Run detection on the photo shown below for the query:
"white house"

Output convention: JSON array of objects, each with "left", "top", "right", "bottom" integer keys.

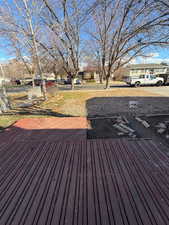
[
  {"left": 0, "top": 77, "right": 11, "bottom": 86},
  {"left": 127, "top": 64, "right": 169, "bottom": 76}
]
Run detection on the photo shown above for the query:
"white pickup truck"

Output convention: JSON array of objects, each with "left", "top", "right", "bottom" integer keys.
[{"left": 124, "top": 74, "right": 164, "bottom": 87}]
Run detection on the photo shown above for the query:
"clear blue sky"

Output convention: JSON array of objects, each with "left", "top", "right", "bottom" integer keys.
[
  {"left": 0, "top": 0, "right": 169, "bottom": 65},
  {"left": 0, "top": 51, "right": 10, "bottom": 61}
]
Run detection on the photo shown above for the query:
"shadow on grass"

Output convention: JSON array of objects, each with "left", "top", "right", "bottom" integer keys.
[
  {"left": 12, "top": 95, "right": 28, "bottom": 101},
  {"left": 4, "top": 101, "right": 73, "bottom": 118},
  {"left": 13, "top": 109, "right": 73, "bottom": 117}
]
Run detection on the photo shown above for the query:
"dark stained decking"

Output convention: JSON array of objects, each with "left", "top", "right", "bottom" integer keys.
[{"left": 0, "top": 118, "right": 169, "bottom": 224}]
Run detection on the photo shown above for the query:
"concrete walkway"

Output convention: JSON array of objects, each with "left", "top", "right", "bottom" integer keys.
[{"left": 141, "top": 86, "right": 169, "bottom": 96}]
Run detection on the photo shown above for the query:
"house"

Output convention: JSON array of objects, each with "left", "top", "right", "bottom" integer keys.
[
  {"left": 78, "top": 70, "right": 100, "bottom": 81},
  {"left": 0, "top": 77, "right": 10, "bottom": 86},
  {"left": 127, "top": 64, "right": 169, "bottom": 76},
  {"left": 78, "top": 66, "right": 114, "bottom": 82}
]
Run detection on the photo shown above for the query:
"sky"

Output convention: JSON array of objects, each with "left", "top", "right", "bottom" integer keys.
[
  {"left": 0, "top": 0, "right": 169, "bottom": 66},
  {"left": 129, "top": 47, "right": 169, "bottom": 64},
  {"left": 0, "top": 51, "right": 11, "bottom": 62}
]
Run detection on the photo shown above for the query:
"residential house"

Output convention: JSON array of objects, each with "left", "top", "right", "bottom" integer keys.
[
  {"left": 0, "top": 77, "right": 10, "bottom": 86},
  {"left": 126, "top": 64, "right": 169, "bottom": 76},
  {"left": 78, "top": 71, "right": 100, "bottom": 81},
  {"left": 78, "top": 66, "right": 114, "bottom": 82}
]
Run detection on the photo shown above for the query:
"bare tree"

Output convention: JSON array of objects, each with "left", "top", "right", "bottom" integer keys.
[
  {"left": 38, "top": 0, "right": 81, "bottom": 89},
  {"left": 89, "top": 0, "right": 169, "bottom": 88},
  {"left": 1, "top": 0, "right": 169, "bottom": 93},
  {"left": 40, "top": 0, "right": 98, "bottom": 89},
  {"left": 114, "top": 67, "right": 129, "bottom": 81},
  {"left": 6, "top": 36, "right": 35, "bottom": 81},
  {"left": 154, "top": 0, "right": 169, "bottom": 8},
  {"left": 83, "top": 40, "right": 104, "bottom": 83},
  {"left": 0, "top": 0, "right": 47, "bottom": 98}
]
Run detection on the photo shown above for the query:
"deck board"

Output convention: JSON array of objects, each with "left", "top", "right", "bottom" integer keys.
[
  {"left": 0, "top": 138, "right": 169, "bottom": 224},
  {"left": 0, "top": 118, "right": 169, "bottom": 224}
]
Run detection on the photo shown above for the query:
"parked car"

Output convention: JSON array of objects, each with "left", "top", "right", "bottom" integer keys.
[
  {"left": 25, "top": 79, "right": 56, "bottom": 87},
  {"left": 124, "top": 74, "right": 164, "bottom": 87},
  {"left": 15, "top": 79, "right": 21, "bottom": 85},
  {"left": 59, "top": 78, "right": 82, "bottom": 85},
  {"left": 74, "top": 78, "right": 82, "bottom": 85},
  {"left": 57, "top": 79, "right": 67, "bottom": 85}
]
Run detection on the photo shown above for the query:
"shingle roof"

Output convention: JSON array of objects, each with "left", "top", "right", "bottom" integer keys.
[{"left": 128, "top": 63, "right": 169, "bottom": 69}]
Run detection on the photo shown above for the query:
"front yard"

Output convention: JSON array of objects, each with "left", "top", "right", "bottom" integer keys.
[{"left": 0, "top": 87, "right": 162, "bottom": 129}]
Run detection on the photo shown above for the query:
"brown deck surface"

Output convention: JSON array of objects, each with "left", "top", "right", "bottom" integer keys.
[{"left": 0, "top": 118, "right": 169, "bottom": 224}]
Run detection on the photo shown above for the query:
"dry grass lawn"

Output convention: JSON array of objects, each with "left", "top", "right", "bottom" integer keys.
[
  {"left": 40, "top": 88, "right": 160, "bottom": 116},
  {"left": 0, "top": 87, "right": 160, "bottom": 129}
]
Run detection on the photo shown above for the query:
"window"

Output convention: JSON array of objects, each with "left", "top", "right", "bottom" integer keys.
[
  {"left": 139, "top": 75, "right": 145, "bottom": 78},
  {"left": 150, "top": 75, "right": 156, "bottom": 79}
]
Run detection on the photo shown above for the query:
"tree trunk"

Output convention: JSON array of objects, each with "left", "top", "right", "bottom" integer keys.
[
  {"left": 71, "top": 78, "right": 74, "bottom": 90},
  {"left": 71, "top": 70, "right": 79, "bottom": 89},
  {"left": 53, "top": 71, "right": 58, "bottom": 86},
  {"left": 41, "top": 80, "right": 47, "bottom": 100},
  {"left": 0, "top": 96, "right": 8, "bottom": 113},
  {"left": 99, "top": 72, "right": 103, "bottom": 84},
  {"left": 0, "top": 88, "right": 10, "bottom": 113},
  {"left": 1, "top": 81, "right": 11, "bottom": 109},
  {"left": 23, "top": 0, "right": 47, "bottom": 100},
  {"left": 32, "top": 73, "right": 35, "bottom": 87},
  {"left": 54, "top": 72, "right": 58, "bottom": 81},
  {"left": 105, "top": 76, "right": 110, "bottom": 89}
]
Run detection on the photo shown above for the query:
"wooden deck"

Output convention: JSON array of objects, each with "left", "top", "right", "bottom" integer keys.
[{"left": 0, "top": 118, "right": 169, "bottom": 224}]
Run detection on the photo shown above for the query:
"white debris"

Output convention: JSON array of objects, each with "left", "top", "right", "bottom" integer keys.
[
  {"left": 135, "top": 117, "right": 143, "bottom": 122},
  {"left": 129, "top": 101, "right": 138, "bottom": 109},
  {"left": 157, "top": 128, "right": 165, "bottom": 134},
  {"left": 155, "top": 123, "right": 166, "bottom": 129},
  {"left": 135, "top": 117, "right": 150, "bottom": 128},
  {"left": 165, "top": 135, "right": 169, "bottom": 139},
  {"left": 113, "top": 116, "right": 136, "bottom": 137},
  {"left": 113, "top": 124, "right": 129, "bottom": 133},
  {"left": 142, "top": 120, "right": 150, "bottom": 128},
  {"left": 18, "top": 103, "right": 33, "bottom": 108},
  {"left": 131, "top": 134, "right": 137, "bottom": 138},
  {"left": 117, "top": 132, "right": 124, "bottom": 136},
  {"left": 128, "top": 132, "right": 136, "bottom": 138},
  {"left": 119, "top": 123, "right": 135, "bottom": 133},
  {"left": 123, "top": 116, "right": 129, "bottom": 124}
]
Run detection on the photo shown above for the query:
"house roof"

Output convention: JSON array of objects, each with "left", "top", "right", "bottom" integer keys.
[
  {"left": 128, "top": 63, "right": 169, "bottom": 69},
  {"left": 80, "top": 66, "right": 99, "bottom": 72}
]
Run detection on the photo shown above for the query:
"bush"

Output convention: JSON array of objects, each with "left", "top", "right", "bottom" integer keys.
[{"left": 85, "top": 79, "right": 96, "bottom": 83}]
